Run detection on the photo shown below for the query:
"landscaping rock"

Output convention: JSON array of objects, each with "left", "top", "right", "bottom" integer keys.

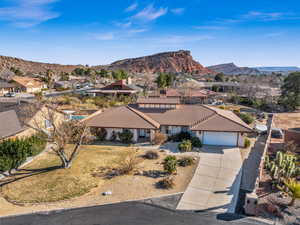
[{"left": 102, "top": 191, "right": 112, "bottom": 196}]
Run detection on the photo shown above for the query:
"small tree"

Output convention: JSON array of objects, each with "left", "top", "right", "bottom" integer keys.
[
  {"left": 191, "top": 136, "right": 202, "bottom": 148},
  {"left": 91, "top": 127, "right": 107, "bottom": 141},
  {"left": 26, "top": 102, "right": 91, "bottom": 169},
  {"left": 152, "top": 132, "right": 167, "bottom": 145}
]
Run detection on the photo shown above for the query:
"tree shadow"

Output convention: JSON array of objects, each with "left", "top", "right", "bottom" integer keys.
[{"left": 0, "top": 165, "right": 61, "bottom": 187}]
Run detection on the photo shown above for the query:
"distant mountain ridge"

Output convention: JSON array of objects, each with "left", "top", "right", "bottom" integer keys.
[
  {"left": 104, "top": 50, "right": 215, "bottom": 75},
  {"left": 207, "top": 63, "right": 261, "bottom": 75},
  {"left": 0, "top": 50, "right": 215, "bottom": 79},
  {"left": 254, "top": 67, "right": 300, "bottom": 72}
]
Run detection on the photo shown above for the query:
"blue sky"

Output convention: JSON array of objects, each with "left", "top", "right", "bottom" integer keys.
[{"left": 0, "top": 0, "right": 299, "bottom": 67}]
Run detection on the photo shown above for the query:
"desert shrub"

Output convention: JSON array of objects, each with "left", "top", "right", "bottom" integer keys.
[
  {"left": 163, "top": 156, "right": 177, "bottom": 174},
  {"left": 91, "top": 128, "right": 107, "bottom": 141},
  {"left": 117, "top": 150, "right": 141, "bottom": 175},
  {"left": 218, "top": 105, "right": 225, "bottom": 110},
  {"left": 156, "top": 176, "right": 175, "bottom": 189},
  {"left": 233, "top": 109, "right": 240, "bottom": 115},
  {"left": 152, "top": 132, "right": 167, "bottom": 145},
  {"left": 118, "top": 129, "right": 133, "bottom": 143},
  {"left": 178, "top": 139, "right": 192, "bottom": 152},
  {"left": 239, "top": 113, "right": 254, "bottom": 125},
  {"left": 191, "top": 136, "right": 202, "bottom": 148},
  {"left": 244, "top": 138, "right": 251, "bottom": 148},
  {"left": 144, "top": 150, "right": 159, "bottom": 160},
  {"left": 178, "top": 157, "right": 194, "bottom": 167}
]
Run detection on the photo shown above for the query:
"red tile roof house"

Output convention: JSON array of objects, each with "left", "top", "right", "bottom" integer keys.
[
  {"left": 148, "top": 88, "right": 218, "bottom": 104},
  {"left": 85, "top": 97, "right": 253, "bottom": 147},
  {"left": 86, "top": 78, "right": 142, "bottom": 97}
]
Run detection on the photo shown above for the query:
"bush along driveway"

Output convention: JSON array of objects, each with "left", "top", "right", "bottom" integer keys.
[{"left": 177, "top": 146, "right": 243, "bottom": 213}]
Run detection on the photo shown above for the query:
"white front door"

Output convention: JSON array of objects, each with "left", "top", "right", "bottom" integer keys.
[{"left": 203, "top": 132, "right": 238, "bottom": 146}]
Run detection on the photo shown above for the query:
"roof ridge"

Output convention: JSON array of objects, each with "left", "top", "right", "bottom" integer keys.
[
  {"left": 126, "top": 106, "right": 160, "bottom": 128},
  {"left": 190, "top": 113, "right": 217, "bottom": 128},
  {"left": 202, "top": 105, "right": 252, "bottom": 131}
]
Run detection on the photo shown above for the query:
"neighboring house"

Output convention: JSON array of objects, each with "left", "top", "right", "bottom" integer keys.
[
  {"left": 85, "top": 97, "right": 252, "bottom": 146},
  {"left": 54, "top": 81, "right": 73, "bottom": 89},
  {"left": 0, "top": 81, "right": 18, "bottom": 96},
  {"left": 149, "top": 88, "right": 218, "bottom": 104},
  {"left": 86, "top": 78, "right": 142, "bottom": 97},
  {"left": 0, "top": 101, "right": 64, "bottom": 139},
  {"left": 12, "top": 76, "right": 46, "bottom": 93},
  {"left": 0, "top": 110, "right": 24, "bottom": 140}
]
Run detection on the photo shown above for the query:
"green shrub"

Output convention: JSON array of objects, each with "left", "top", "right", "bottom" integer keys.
[
  {"left": 191, "top": 136, "right": 202, "bottom": 148},
  {"left": 0, "top": 135, "right": 46, "bottom": 172},
  {"left": 244, "top": 138, "right": 251, "bottom": 148},
  {"left": 239, "top": 113, "right": 254, "bottom": 125},
  {"left": 169, "top": 131, "right": 191, "bottom": 142},
  {"left": 144, "top": 151, "right": 159, "bottom": 160},
  {"left": 118, "top": 129, "right": 133, "bottom": 143},
  {"left": 163, "top": 156, "right": 177, "bottom": 174},
  {"left": 178, "top": 139, "right": 192, "bottom": 152},
  {"left": 92, "top": 128, "right": 107, "bottom": 141},
  {"left": 156, "top": 176, "right": 175, "bottom": 189},
  {"left": 178, "top": 157, "right": 194, "bottom": 167}
]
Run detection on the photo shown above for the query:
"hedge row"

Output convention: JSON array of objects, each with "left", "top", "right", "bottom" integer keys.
[{"left": 0, "top": 135, "right": 46, "bottom": 172}]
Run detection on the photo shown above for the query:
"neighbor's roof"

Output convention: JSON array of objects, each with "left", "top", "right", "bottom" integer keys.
[
  {"left": 85, "top": 106, "right": 160, "bottom": 129},
  {"left": 12, "top": 76, "right": 44, "bottom": 88},
  {"left": 101, "top": 80, "right": 134, "bottom": 91},
  {"left": 137, "top": 97, "right": 180, "bottom": 104},
  {"left": 0, "top": 110, "right": 24, "bottom": 139},
  {"left": 0, "top": 81, "right": 16, "bottom": 89},
  {"left": 0, "top": 101, "right": 40, "bottom": 126}
]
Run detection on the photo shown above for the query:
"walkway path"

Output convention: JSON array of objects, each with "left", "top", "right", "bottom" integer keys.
[{"left": 177, "top": 146, "right": 243, "bottom": 213}]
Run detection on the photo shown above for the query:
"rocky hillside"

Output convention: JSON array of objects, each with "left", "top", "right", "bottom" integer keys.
[
  {"left": 0, "top": 50, "right": 214, "bottom": 79},
  {"left": 0, "top": 56, "right": 80, "bottom": 75},
  {"left": 207, "top": 63, "right": 261, "bottom": 75},
  {"left": 105, "top": 50, "right": 215, "bottom": 75}
]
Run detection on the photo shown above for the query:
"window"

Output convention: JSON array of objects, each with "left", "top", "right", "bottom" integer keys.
[{"left": 44, "top": 120, "right": 53, "bottom": 129}]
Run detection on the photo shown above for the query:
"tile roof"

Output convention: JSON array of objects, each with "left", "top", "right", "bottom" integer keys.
[
  {"left": 12, "top": 76, "right": 44, "bottom": 88},
  {"left": 85, "top": 106, "right": 159, "bottom": 129},
  {"left": 0, "top": 110, "right": 23, "bottom": 139},
  {"left": 137, "top": 97, "right": 180, "bottom": 104},
  {"left": 0, "top": 101, "right": 40, "bottom": 126},
  {"left": 86, "top": 103, "right": 253, "bottom": 133},
  {"left": 134, "top": 104, "right": 214, "bottom": 126}
]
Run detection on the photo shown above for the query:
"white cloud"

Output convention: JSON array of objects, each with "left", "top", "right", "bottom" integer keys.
[
  {"left": 132, "top": 4, "right": 168, "bottom": 22},
  {"left": 125, "top": 3, "right": 138, "bottom": 12},
  {"left": 218, "top": 11, "right": 300, "bottom": 24},
  {"left": 91, "top": 32, "right": 115, "bottom": 41},
  {"left": 171, "top": 8, "right": 185, "bottom": 15},
  {"left": 127, "top": 28, "right": 148, "bottom": 34},
  {"left": 0, "top": 0, "right": 59, "bottom": 27}
]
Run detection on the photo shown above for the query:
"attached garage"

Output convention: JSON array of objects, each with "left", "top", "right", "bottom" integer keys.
[{"left": 203, "top": 131, "right": 238, "bottom": 146}]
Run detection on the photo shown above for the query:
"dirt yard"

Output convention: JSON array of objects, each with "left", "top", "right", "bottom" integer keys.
[{"left": 0, "top": 144, "right": 198, "bottom": 217}]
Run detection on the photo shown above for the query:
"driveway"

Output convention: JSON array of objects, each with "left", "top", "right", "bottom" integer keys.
[{"left": 177, "top": 146, "right": 243, "bottom": 213}]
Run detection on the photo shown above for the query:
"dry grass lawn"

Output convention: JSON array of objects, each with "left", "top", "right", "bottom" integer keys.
[{"left": 0, "top": 144, "right": 198, "bottom": 216}]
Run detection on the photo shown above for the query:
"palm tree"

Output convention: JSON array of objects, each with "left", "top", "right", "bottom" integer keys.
[{"left": 281, "top": 178, "right": 300, "bottom": 206}]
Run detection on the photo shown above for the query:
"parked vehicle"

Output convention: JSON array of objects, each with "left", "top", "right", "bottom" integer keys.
[{"left": 4, "top": 92, "right": 16, "bottom": 97}]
